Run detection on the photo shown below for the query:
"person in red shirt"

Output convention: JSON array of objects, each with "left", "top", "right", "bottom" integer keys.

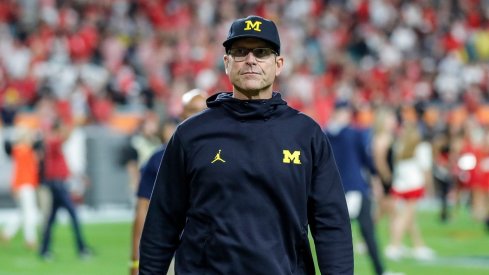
[
  {"left": 39, "top": 119, "right": 90, "bottom": 260},
  {"left": 475, "top": 128, "right": 489, "bottom": 226}
]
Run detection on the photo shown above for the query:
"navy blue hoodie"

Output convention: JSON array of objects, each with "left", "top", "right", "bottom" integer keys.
[{"left": 139, "top": 92, "right": 353, "bottom": 274}]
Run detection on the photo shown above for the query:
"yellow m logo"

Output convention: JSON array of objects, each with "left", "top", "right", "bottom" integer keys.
[
  {"left": 244, "top": 20, "right": 262, "bottom": 32},
  {"left": 283, "top": 150, "right": 301, "bottom": 164}
]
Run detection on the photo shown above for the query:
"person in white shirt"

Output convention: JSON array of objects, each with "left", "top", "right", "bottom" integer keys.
[{"left": 385, "top": 121, "right": 435, "bottom": 261}]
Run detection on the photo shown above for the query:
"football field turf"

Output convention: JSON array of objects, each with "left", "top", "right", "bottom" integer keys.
[
  {"left": 1, "top": 206, "right": 488, "bottom": 274},
  {"left": 311, "top": 206, "right": 489, "bottom": 275}
]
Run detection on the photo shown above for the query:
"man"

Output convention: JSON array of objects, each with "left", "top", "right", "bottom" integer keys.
[
  {"left": 140, "top": 15, "right": 353, "bottom": 274},
  {"left": 325, "top": 101, "right": 386, "bottom": 275},
  {"left": 129, "top": 89, "right": 207, "bottom": 275},
  {"left": 39, "top": 119, "right": 90, "bottom": 260}
]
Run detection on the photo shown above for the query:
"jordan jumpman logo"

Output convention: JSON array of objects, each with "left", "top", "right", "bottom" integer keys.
[{"left": 211, "top": 149, "right": 226, "bottom": 163}]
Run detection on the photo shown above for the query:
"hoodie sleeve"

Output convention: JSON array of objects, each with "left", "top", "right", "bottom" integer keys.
[
  {"left": 308, "top": 130, "right": 354, "bottom": 274},
  {"left": 139, "top": 131, "right": 189, "bottom": 274}
]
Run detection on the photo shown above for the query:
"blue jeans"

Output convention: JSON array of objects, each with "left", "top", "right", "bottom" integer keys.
[{"left": 40, "top": 180, "right": 87, "bottom": 255}]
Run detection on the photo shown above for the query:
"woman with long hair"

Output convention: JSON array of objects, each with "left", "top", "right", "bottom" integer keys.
[
  {"left": 385, "top": 122, "right": 435, "bottom": 261},
  {"left": 371, "top": 106, "right": 398, "bottom": 224}
]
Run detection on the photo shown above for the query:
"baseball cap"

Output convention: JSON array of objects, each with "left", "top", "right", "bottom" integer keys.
[{"left": 223, "top": 15, "right": 281, "bottom": 55}]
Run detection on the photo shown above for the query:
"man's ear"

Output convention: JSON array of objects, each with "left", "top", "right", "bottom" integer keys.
[
  {"left": 223, "top": 55, "right": 230, "bottom": 75},
  {"left": 275, "top": 56, "right": 284, "bottom": 77}
]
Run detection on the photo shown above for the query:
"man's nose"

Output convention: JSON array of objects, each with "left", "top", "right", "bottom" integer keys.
[{"left": 244, "top": 51, "right": 258, "bottom": 63}]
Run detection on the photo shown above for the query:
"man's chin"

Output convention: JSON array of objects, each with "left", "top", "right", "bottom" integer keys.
[{"left": 236, "top": 88, "right": 260, "bottom": 96}]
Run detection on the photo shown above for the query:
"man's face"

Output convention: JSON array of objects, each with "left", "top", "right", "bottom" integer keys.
[{"left": 223, "top": 38, "right": 284, "bottom": 99}]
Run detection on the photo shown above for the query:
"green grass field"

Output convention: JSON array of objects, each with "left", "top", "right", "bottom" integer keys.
[
  {"left": 1, "top": 206, "right": 488, "bottom": 275},
  {"left": 312, "top": 206, "right": 489, "bottom": 275},
  {"left": 0, "top": 220, "right": 131, "bottom": 275}
]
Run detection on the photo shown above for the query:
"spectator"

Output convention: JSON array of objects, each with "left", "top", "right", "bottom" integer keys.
[
  {"left": 432, "top": 129, "right": 456, "bottom": 223},
  {"left": 371, "top": 106, "right": 398, "bottom": 224},
  {"left": 385, "top": 122, "right": 435, "bottom": 261},
  {"left": 325, "top": 101, "right": 388, "bottom": 275},
  {"left": 1, "top": 126, "right": 40, "bottom": 250},
  {"left": 129, "top": 88, "right": 207, "bottom": 275},
  {"left": 39, "top": 119, "right": 91, "bottom": 260}
]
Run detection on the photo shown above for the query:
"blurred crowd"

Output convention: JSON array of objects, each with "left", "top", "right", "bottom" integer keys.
[
  {"left": 2, "top": 0, "right": 489, "bottom": 270},
  {"left": 1, "top": 0, "right": 489, "bottom": 127}
]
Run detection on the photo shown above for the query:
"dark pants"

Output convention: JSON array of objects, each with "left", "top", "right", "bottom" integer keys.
[
  {"left": 355, "top": 195, "right": 384, "bottom": 275},
  {"left": 40, "top": 180, "right": 87, "bottom": 255},
  {"left": 434, "top": 176, "right": 453, "bottom": 222}
]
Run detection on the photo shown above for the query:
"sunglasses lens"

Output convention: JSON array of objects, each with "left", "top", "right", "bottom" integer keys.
[{"left": 229, "top": 48, "right": 276, "bottom": 61}]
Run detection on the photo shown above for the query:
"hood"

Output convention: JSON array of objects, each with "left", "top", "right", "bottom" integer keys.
[{"left": 206, "top": 92, "right": 287, "bottom": 120}]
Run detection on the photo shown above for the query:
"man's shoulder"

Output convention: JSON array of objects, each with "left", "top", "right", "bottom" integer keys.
[
  {"left": 284, "top": 108, "right": 323, "bottom": 131},
  {"left": 173, "top": 108, "right": 219, "bottom": 138},
  {"left": 182, "top": 108, "right": 216, "bottom": 123}
]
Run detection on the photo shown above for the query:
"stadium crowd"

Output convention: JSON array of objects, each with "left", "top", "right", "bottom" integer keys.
[
  {"left": 2, "top": 0, "right": 489, "bottom": 272},
  {"left": 1, "top": 0, "right": 489, "bottom": 126}
]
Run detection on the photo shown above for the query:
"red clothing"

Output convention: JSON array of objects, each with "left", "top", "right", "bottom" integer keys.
[
  {"left": 44, "top": 135, "right": 70, "bottom": 181},
  {"left": 11, "top": 143, "right": 39, "bottom": 191},
  {"left": 479, "top": 152, "right": 489, "bottom": 191},
  {"left": 391, "top": 188, "right": 425, "bottom": 200},
  {"left": 457, "top": 143, "right": 485, "bottom": 190}
]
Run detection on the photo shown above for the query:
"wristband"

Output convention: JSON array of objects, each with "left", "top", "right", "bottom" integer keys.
[{"left": 129, "top": 260, "right": 139, "bottom": 269}]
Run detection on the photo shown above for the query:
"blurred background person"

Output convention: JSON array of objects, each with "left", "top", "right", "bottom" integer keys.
[
  {"left": 325, "top": 101, "right": 388, "bottom": 275},
  {"left": 62, "top": 120, "right": 90, "bottom": 206},
  {"left": 371, "top": 106, "right": 398, "bottom": 231},
  {"left": 1, "top": 126, "right": 41, "bottom": 250},
  {"left": 39, "top": 119, "right": 91, "bottom": 260},
  {"left": 454, "top": 116, "right": 487, "bottom": 221},
  {"left": 385, "top": 121, "right": 435, "bottom": 261},
  {"left": 432, "top": 128, "right": 456, "bottom": 223},
  {"left": 477, "top": 127, "right": 489, "bottom": 231},
  {"left": 120, "top": 112, "right": 162, "bottom": 200},
  {"left": 129, "top": 89, "right": 206, "bottom": 275}
]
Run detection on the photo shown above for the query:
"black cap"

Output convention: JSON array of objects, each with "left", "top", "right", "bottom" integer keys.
[{"left": 223, "top": 15, "right": 280, "bottom": 55}]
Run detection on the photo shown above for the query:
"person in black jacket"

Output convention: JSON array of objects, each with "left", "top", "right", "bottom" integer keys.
[
  {"left": 139, "top": 15, "right": 353, "bottom": 275},
  {"left": 129, "top": 89, "right": 207, "bottom": 275}
]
